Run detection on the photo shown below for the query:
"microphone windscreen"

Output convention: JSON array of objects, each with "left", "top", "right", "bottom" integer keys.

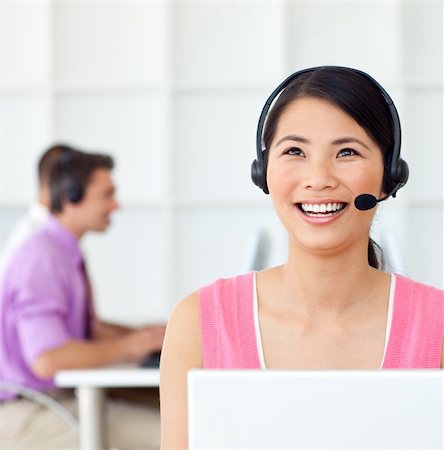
[{"left": 354, "top": 194, "right": 378, "bottom": 211}]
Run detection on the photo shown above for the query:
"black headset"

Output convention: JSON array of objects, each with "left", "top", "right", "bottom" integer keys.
[
  {"left": 251, "top": 66, "right": 409, "bottom": 197},
  {"left": 57, "top": 151, "right": 84, "bottom": 204}
]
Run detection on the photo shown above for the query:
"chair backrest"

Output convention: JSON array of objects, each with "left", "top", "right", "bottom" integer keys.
[
  {"left": 241, "top": 222, "right": 408, "bottom": 275},
  {"left": 0, "top": 381, "right": 78, "bottom": 430},
  {"left": 371, "top": 222, "right": 408, "bottom": 275},
  {"left": 241, "top": 228, "right": 271, "bottom": 272}
]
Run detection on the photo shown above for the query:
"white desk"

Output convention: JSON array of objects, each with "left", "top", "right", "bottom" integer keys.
[{"left": 55, "top": 365, "right": 159, "bottom": 450}]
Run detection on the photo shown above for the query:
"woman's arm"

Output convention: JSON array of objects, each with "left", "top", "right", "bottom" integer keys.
[{"left": 160, "top": 291, "right": 202, "bottom": 450}]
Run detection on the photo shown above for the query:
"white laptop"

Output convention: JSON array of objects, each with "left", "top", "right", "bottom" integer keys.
[{"left": 188, "top": 369, "right": 444, "bottom": 450}]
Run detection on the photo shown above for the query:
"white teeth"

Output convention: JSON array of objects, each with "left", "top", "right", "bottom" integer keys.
[{"left": 300, "top": 202, "right": 345, "bottom": 213}]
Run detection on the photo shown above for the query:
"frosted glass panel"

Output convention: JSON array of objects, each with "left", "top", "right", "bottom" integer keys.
[
  {"left": 174, "top": 205, "right": 285, "bottom": 303},
  {"left": 53, "top": 2, "right": 165, "bottom": 84},
  {"left": 0, "top": 2, "right": 50, "bottom": 87},
  {"left": 286, "top": 2, "right": 401, "bottom": 83},
  {"left": 402, "top": 2, "right": 443, "bottom": 85},
  {"left": 373, "top": 202, "right": 409, "bottom": 275},
  {"left": 404, "top": 204, "right": 443, "bottom": 289},
  {"left": 173, "top": 2, "right": 283, "bottom": 83},
  {"left": 0, "top": 207, "right": 27, "bottom": 251},
  {"left": 173, "top": 91, "right": 267, "bottom": 202},
  {"left": 0, "top": 95, "right": 50, "bottom": 204},
  {"left": 54, "top": 93, "right": 166, "bottom": 203},
  {"left": 402, "top": 89, "right": 443, "bottom": 200},
  {"left": 83, "top": 208, "right": 169, "bottom": 324}
]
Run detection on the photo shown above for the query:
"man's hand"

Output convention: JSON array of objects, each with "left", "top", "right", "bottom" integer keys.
[{"left": 121, "top": 325, "right": 166, "bottom": 362}]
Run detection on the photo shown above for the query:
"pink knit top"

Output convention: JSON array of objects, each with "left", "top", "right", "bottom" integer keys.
[{"left": 199, "top": 273, "right": 444, "bottom": 369}]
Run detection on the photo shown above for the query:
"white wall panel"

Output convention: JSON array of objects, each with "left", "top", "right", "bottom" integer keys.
[
  {"left": 286, "top": 1, "right": 402, "bottom": 83},
  {"left": 173, "top": 2, "right": 283, "bottom": 84},
  {"left": 173, "top": 91, "right": 267, "bottom": 202},
  {"left": 0, "top": 94, "right": 50, "bottom": 204},
  {"left": 53, "top": 2, "right": 165, "bottom": 85},
  {"left": 0, "top": 2, "right": 50, "bottom": 87},
  {"left": 53, "top": 92, "right": 166, "bottom": 203},
  {"left": 402, "top": 1, "right": 443, "bottom": 85},
  {"left": 0, "top": 1, "right": 442, "bottom": 327}
]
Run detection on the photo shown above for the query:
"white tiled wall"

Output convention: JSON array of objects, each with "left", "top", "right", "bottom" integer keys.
[{"left": 0, "top": 1, "right": 442, "bottom": 325}]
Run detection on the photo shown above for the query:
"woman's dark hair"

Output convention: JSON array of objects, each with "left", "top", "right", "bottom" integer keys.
[
  {"left": 49, "top": 148, "right": 114, "bottom": 213},
  {"left": 263, "top": 67, "right": 393, "bottom": 269}
]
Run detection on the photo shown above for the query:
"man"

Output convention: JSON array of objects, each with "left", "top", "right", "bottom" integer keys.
[
  {"left": 0, "top": 148, "right": 165, "bottom": 449},
  {"left": 0, "top": 144, "right": 71, "bottom": 274}
]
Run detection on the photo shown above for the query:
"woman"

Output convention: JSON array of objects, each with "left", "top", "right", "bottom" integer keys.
[{"left": 159, "top": 66, "right": 444, "bottom": 449}]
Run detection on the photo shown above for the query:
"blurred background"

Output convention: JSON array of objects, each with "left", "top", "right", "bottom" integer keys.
[{"left": 0, "top": 0, "right": 442, "bottom": 325}]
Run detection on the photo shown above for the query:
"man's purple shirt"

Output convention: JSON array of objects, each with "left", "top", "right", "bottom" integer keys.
[{"left": 0, "top": 216, "right": 88, "bottom": 398}]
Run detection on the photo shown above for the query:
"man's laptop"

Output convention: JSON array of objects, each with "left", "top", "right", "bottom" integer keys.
[
  {"left": 188, "top": 369, "right": 444, "bottom": 450},
  {"left": 140, "top": 351, "right": 161, "bottom": 368}
]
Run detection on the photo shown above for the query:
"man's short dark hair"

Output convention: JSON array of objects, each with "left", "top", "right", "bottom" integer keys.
[
  {"left": 37, "top": 144, "right": 74, "bottom": 186},
  {"left": 49, "top": 148, "right": 114, "bottom": 213}
]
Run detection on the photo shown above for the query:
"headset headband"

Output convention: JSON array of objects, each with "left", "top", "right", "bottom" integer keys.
[{"left": 256, "top": 67, "right": 401, "bottom": 165}]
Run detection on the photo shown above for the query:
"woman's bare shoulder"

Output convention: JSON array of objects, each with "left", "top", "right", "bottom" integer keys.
[
  {"left": 255, "top": 265, "right": 285, "bottom": 287},
  {"left": 161, "top": 290, "right": 202, "bottom": 368},
  {"left": 170, "top": 290, "right": 200, "bottom": 321}
]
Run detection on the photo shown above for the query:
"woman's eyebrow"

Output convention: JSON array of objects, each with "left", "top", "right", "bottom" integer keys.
[
  {"left": 332, "top": 137, "right": 370, "bottom": 150},
  {"left": 275, "top": 134, "right": 310, "bottom": 146}
]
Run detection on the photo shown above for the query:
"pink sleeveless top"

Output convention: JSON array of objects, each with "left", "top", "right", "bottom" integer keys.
[{"left": 199, "top": 273, "right": 444, "bottom": 369}]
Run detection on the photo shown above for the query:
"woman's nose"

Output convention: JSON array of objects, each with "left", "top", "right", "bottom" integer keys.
[{"left": 302, "top": 161, "right": 338, "bottom": 191}]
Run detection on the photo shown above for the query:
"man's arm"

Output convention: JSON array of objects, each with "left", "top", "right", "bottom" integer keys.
[
  {"left": 92, "top": 320, "right": 134, "bottom": 339},
  {"left": 32, "top": 325, "right": 166, "bottom": 379}
]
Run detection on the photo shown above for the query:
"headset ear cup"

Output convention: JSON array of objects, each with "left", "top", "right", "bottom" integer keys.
[
  {"left": 251, "top": 159, "right": 269, "bottom": 194},
  {"left": 385, "top": 157, "right": 409, "bottom": 195},
  {"left": 66, "top": 175, "right": 83, "bottom": 204},
  {"left": 395, "top": 158, "right": 409, "bottom": 186},
  {"left": 67, "top": 187, "right": 82, "bottom": 204}
]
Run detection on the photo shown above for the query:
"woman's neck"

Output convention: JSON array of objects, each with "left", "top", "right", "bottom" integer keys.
[{"left": 275, "top": 242, "right": 384, "bottom": 314}]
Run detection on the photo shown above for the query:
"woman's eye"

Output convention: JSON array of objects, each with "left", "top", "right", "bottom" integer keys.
[
  {"left": 284, "top": 147, "right": 304, "bottom": 156},
  {"left": 337, "top": 148, "right": 357, "bottom": 157}
]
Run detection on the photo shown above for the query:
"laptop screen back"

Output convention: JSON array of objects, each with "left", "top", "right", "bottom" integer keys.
[{"left": 188, "top": 370, "right": 443, "bottom": 450}]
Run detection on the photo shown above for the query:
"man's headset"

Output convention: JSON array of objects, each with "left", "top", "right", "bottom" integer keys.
[
  {"left": 251, "top": 66, "right": 409, "bottom": 210},
  {"left": 57, "top": 151, "right": 84, "bottom": 204}
]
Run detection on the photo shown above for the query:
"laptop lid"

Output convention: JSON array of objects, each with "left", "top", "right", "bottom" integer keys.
[{"left": 188, "top": 369, "right": 444, "bottom": 450}]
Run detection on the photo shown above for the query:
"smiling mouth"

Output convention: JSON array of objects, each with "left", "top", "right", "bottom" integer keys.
[{"left": 297, "top": 202, "right": 347, "bottom": 217}]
